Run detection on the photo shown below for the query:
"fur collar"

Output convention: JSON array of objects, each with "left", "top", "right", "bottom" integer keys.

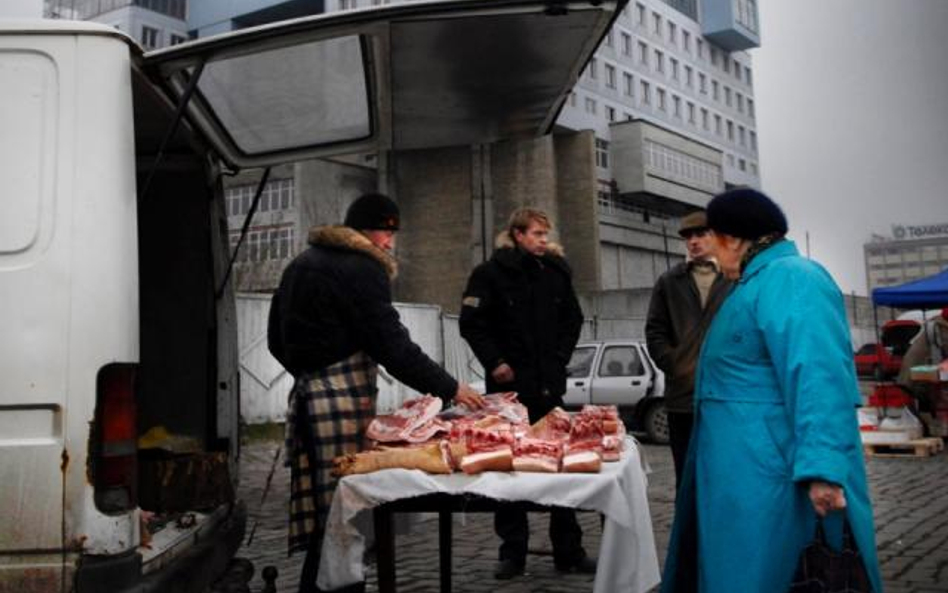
[
  {"left": 494, "top": 231, "right": 565, "bottom": 257},
  {"left": 308, "top": 225, "right": 397, "bottom": 279}
]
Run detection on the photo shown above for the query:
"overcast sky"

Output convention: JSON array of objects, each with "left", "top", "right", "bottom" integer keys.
[{"left": 751, "top": 0, "right": 948, "bottom": 296}]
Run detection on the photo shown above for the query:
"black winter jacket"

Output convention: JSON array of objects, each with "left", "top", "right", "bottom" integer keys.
[
  {"left": 268, "top": 226, "right": 457, "bottom": 399},
  {"left": 645, "top": 261, "right": 731, "bottom": 413},
  {"left": 459, "top": 236, "right": 584, "bottom": 406}
]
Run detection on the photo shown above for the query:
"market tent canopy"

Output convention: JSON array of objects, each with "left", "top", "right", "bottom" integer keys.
[{"left": 872, "top": 267, "right": 948, "bottom": 308}]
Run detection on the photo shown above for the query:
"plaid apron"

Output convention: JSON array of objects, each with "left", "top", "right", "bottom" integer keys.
[{"left": 285, "top": 351, "right": 377, "bottom": 556}]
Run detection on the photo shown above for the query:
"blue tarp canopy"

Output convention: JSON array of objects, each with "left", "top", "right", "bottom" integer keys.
[{"left": 872, "top": 267, "right": 948, "bottom": 308}]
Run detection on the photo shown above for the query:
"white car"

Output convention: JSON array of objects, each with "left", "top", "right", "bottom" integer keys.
[{"left": 564, "top": 340, "right": 667, "bottom": 444}]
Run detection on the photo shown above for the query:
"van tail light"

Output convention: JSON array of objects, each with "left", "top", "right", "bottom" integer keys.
[{"left": 93, "top": 363, "right": 138, "bottom": 513}]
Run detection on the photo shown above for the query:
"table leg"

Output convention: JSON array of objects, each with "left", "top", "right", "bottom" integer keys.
[
  {"left": 374, "top": 507, "right": 396, "bottom": 593},
  {"left": 439, "top": 510, "right": 452, "bottom": 593}
]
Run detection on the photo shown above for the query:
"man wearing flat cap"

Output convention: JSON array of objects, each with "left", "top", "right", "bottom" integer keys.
[
  {"left": 269, "top": 192, "right": 484, "bottom": 593},
  {"left": 646, "top": 210, "right": 731, "bottom": 486}
]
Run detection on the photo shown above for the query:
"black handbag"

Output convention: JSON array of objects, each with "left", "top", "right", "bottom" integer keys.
[{"left": 788, "top": 519, "right": 873, "bottom": 593}]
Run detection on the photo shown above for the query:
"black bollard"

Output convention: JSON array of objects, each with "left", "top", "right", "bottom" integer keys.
[{"left": 261, "top": 565, "right": 278, "bottom": 593}]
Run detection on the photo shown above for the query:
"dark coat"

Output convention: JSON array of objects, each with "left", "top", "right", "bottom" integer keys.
[
  {"left": 268, "top": 226, "right": 457, "bottom": 399},
  {"left": 645, "top": 261, "right": 731, "bottom": 413},
  {"left": 459, "top": 235, "right": 584, "bottom": 409}
]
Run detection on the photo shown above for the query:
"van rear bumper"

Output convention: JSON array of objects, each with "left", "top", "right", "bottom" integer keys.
[{"left": 75, "top": 501, "right": 247, "bottom": 593}]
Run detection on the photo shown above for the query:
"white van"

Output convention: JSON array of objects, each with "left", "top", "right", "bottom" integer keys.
[{"left": 0, "top": 1, "right": 622, "bottom": 590}]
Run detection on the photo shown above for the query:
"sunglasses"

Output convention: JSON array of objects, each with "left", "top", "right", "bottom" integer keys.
[{"left": 680, "top": 228, "right": 709, "bottom": 239}]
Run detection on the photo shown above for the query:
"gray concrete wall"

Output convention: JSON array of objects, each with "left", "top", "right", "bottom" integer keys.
[
  {"left": 554, "top": 131, "right": 602, "bottom": 294},
  {"left": 392, "top": 146, "right": 474, "bottom": 313},
  {"left": 490, "top": 135, "right": 560, "bottom": 235},
  {"left": 391, "top": 131, "right": 600, "bottom": 313}
]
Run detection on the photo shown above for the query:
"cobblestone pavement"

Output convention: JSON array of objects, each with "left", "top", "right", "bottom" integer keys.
[{"left": 234, "top": 436, "right": 948, "bottom": 593}]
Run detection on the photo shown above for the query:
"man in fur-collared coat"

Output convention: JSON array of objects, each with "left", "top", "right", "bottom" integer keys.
[
  {"left": 269, "top": 192, "right": 484, "bottom": 593},
  {"left": 459, "top": 207, "right": 589, "bottom": 580}
]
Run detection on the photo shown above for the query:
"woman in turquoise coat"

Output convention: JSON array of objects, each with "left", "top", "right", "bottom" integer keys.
[{"left": 661, "top": 189, "right": 883, "bottom": 593}]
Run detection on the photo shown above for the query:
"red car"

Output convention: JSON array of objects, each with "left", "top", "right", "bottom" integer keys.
[{"left": 854, "top": 320, "right": 921, "bottom": 379}]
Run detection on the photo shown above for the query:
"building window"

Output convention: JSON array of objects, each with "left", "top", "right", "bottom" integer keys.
[
  {"left": 712, "top": 80, "right": 719, "bottom": 101},
  {"left": 605, "top": 30, "right": 614, "bottom": 48},
  {"left": 699, "top": 72, "right": 707, "bottom": 93},
  {"left": 640, "top": 80, "right": 651, "bottom": 105},
  {"left": 653, "top": 12, "right": 662, "bottom": 35},
  {"left": 638, "top": 41, "right": 649, "bottom": 66},
  {"left": 672, "top": 94, "right": 681, "bottom": 117},
  {"left": 636, "top": 2, "right": 646, "bottom": 25},
  {"left": 595, "top": 138, "right": 610, "bottom": 169},
  {"left": 749, "top": 130, "right": 757, "bottom": 152},
  {"left": 587, "top": 57, "right": 598, "bottom": 80},
  {"left": 605, "top": 63, "right": 616, "bottom": 89},
  {"left": 714, "top": 114, "right": 722, "bottom": 135},
  {"left": 623, "top": 72, "right": 634, "bottom": 96},
  {"left": 141, "top": 25, "right": 159, "bottom": 49},
  {"left": 724, "top": 86, "right": 732, "bottom": 107},
  {"left": 747, "top": 98, "right": 755, "bottom": 118},
  {"left": 738, "top": 158, "right": 746, "bottom": 172},
  {"left": 169, "top": 33, "right": 188, "bottom": 46},
  {"left": 745, "top": 66, "right": 753, "bottom": 87},
  {"left": 657, "top": 87, "right": 667, "bottom": 111},
  {"left": 134, "top": 0, "right": 186, "bottom": 19},
  {"left": 684, "top": 65, "right": 693, "bottom": 87},
  {"left": 727, "top": 120, "right": 734, "bottom": 141},
  {"left": 734, "top": 62, "right": 742, "bottom": 81},
  {"left": 687, "top": 101, "right": 696, "bottom": 124},
  {"left": 668, "top": 22, "right": 677, "bottom": 44},
  {"left": 710, "top": 47, "right": 719, "bottom": 67},
  {"left": 226, "top": 178, "right": 296, "bottom": 217},
  {"left": 736, "top": 92, "right": 744, "bottom": 113},
  {"left": 750, "top": 162, "right": 758, "bottom": 176},
  {"left": 723, "top": 56, "right": 730, "bottom": 74},
  {"left": 738, "top": 125, "right": 746, "bottom": 146},
  {"left": 655, "top": 49, "right": 664, "bottom": 73},
  {"left": 682, "top": 30, "right": 691, "bottom": 53},
  {"left": 643, "top": 140, "right": 723, "bottom": 191},
  {"left": 585, "top": 97, "right": 597, "bottom": 114},
  {"left": 606, "top": 105, "right": 616, "bottom": 122},
  {"left": 670, "top": 57, "right": 679, "bottom": 80},
  {"left": 622, "top": 32, "right": 632, "bottom": 56},
  {"left": 697, "top": 38, "right": 704, "bottom": 60},
  {"left": 701, "top": 107, "right": 709, "bottom": 130}
]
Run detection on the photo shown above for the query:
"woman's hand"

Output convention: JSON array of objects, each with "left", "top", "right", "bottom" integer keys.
[{"left": 809, "top": 481, "right": 847, "bottom": 517}]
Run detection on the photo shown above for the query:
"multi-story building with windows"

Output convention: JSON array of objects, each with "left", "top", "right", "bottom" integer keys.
[
  {"left": 45, "top": 0, "right": 189, "bottom": 48},
  {"left": 864, "top": 223, "right": 948, "bottom": 294}
]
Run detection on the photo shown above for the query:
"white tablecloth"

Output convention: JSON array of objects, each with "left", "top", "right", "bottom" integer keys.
[{"left": 318, "top": 437, "right": 661, "bottom": 593}]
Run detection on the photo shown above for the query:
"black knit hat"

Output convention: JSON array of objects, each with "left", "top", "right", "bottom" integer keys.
[
  {"left": 706, "top": 188, "right": 788, "bottom": 240},
  {"left": 344, "top": 193, "right": 400, "bottom": 231}
]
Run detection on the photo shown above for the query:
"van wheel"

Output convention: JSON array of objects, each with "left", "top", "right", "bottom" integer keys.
[{"left": 643, "top": 401, "right": 669, "bottom": 445}]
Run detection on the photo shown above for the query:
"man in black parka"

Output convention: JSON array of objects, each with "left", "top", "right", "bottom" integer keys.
[
  {"left": 269, "top": 192, "right": 483, "bottom": 593},
  {"left": 459, "top": 207, "right": 590, "bottom": 579}
]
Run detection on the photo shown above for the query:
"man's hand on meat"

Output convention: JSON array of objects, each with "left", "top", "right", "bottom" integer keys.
[
  {"left": 454, "top": 383, "right": 486, "bottom": 410},
  {"left": 491, "top": 362, "right": 515, "bottom": 384}
]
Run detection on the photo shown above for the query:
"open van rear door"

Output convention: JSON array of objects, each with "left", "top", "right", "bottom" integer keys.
[{"left": 142, "top": 0, "right": 625, "bottom": 170}]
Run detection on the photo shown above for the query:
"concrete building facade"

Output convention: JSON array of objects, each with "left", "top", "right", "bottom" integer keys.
[
  {"left": 864, "top": 223, "right": 948, "bottom": 294},
  {"left": 45, "top": 0, "right": 190, "bottom": 48}
]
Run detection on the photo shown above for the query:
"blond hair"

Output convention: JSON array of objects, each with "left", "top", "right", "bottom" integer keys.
[{"left": 506, "top": 207, "right": 552, "bottom": 240}]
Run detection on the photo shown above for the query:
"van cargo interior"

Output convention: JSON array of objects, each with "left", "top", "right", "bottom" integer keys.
[{"left": 131, "top": 68, "right": 232, "bottom": 512}]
